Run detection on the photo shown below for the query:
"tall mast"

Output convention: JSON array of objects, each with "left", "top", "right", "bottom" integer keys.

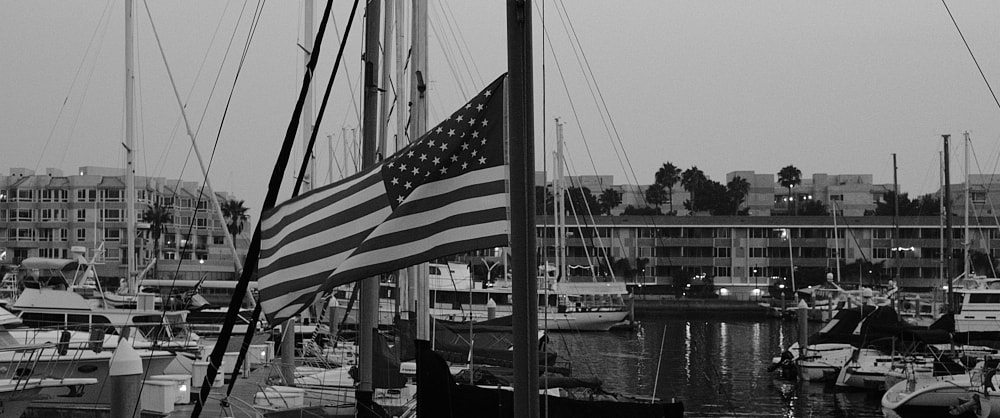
[
  {"left": 944, "top": 134, "right": 953, "bottom": 310},
  {"left": 507, "top": 0, "right": 539, "bottom": 416},
  {"left": 893, "top": 153, "right": 900, "bottom": 283},
  {"left": 357, "top": 0, "right": 382, "bottom": 412},
  {"left": 125, "top": 0, "right": 137, "bottom": 293},
  {"left": 964, "top": 132, "right": 971, "bottom": 279},
  {"left": 555, "top": 118, "right": 565, "bottom": 283},
  {"left": 410, "top": 0, "right": 430, "bottom": 341},
  {"left": 302, "top": 0, "right": 316, "bottom": 192},
  {"left": 832, "top": 201, "right": 841, "bottom": 283},
  {"left": 377, "top": 2, "right": 394, "bottom": 156}
]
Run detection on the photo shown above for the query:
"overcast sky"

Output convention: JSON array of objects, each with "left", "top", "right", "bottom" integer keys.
[{"left": 3, "top": 1, "right": 1000, "bottom": 220}]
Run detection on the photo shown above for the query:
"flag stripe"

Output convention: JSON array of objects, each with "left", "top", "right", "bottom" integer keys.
[
  {"left": 259, "top": 197, "right": 390, "bottom": 263},
  {"left": 257, "top": 225, "right": 377, "bottom": 279},
  {"left": 261, "top": 166, "right": 383, "bottom": 239},
  {"left": 328, "top": 221, "right": 510, "bottom": 287},
  {"left": 348, "top": 203, "right": 507, "bottom": 257}
]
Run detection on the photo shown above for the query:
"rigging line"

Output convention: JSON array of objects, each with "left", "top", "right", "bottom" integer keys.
[
  {"left": 563, "top": 153, "right": 617, "bottom": 279},
  {"left": 293, "top": 0, "right": 362, "bottom": 197},
  {"left": 549, "top": 0, "right": 621, "bottom": 191},
  {"left": 439, "top": 1, "right": 484, "bottom": 86},
  {"left": 329, "top": 13, "right": 363, "bottom": 151},
  {"left": 553, "top": 0, "right": 644, "bottom": 196},
  {"left": 39, "top": 0, "right": 114, "bottom": 172},
  {"left": 967, "top": 141, "right": 1000, "bottom": 277},
  {"left": 151, "top": 0, "right": 250, "bottom": 178},
  {"left": 48, "top": 0, "right": 116, "bottom": 173},
  {"left": 427, "top": 11, "right": 469, "bottom": 100},
  {"left": 941, "top": 0, "right": 1000, "bottom": 114},
  {"left": 434, "top": 1, "right": 482, "bottom": 88}
]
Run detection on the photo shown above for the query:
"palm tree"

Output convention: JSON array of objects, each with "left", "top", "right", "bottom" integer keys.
[
  {"left": 598, "top": 188, "right": 622, "bottom": 216},
  {"left": 680, "top": 166, "right": 707, "bottom": 211},
  {"left": 777, "top": 165, "right": 802, "bottom": 215},
  {"left": 141, "top": 202, "right": 173, "bottom": 280},
  {"left": 655, "top": 163, "right": 681, "bottom": 213},
  {"left": 644, "top": 185, "right": 668, "bottom": 210},
  {"left": 726, "top": 176, "right": 751, "bottom": 214},
  {"left": 221, "top": 199, "right": 250, "bottom": 238}
]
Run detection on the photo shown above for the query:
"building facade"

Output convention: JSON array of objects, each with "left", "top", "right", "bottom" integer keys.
[
  {"left": 0, "top": 167, "right": 249, "bottom": 281},
  {"left": 528, "top": 215, "right": 994, "bottom": 298}
]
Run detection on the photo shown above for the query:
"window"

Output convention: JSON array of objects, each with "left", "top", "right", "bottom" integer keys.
[
  {"left": 180, "top": 199, "right": 192, "bottom": 208},
  {"left": 14, "top": 189, "right": 33, "bottom": 202},
  {"left": 0, "top": 210, "right": 5, "bottom": 221},
  {"left": 213, "top": 235, "right": 225, "bottom": 245},
  {"left": 830, "top": 194, "right": 843, "bottom": 201},
  {"left": 76, "top": 189, "right": 97, "bottom": 202},
  {"left": 873, "top": 247, "right": 890, "bottom": 258},
  {"left": 873, "top": 229, "right": 892, "bottom": 239},
  {"left": 972, "top": 191, "right": 987, "bottom": 203},
  {"left": 12, "top": 209, "right": 32, "bottom": 222},
  {"left": 105, "top": 248, "right": 120, "bottom": 261},
  {"left": 715, "top": 247, "right": 731, "bottom": 258},
  {"left": 714, "top": 266, "right": 731, "bottom": 277},
  {"left": 715, "top": 228, "right": 731, "bottom": 238},
  {"left": 76, "top": 209, "right": 87, "bottom": 222},
  {"left": 750, "top": 247, "right": 767, "bottom": 258},
  {"left": 76, "top": 228, "right": 87, "bottom": 241},
  {"left": 101, "top": 209, "right": 122, "bottom": 222},
  {"left": 39, "top": 229, "right": 54, "bottom": 242},
  {"left": 38, "top": 248, "right": 67, "bottom": 258},
  {"left": 13, "top": 228, "right": 36, "bottom": 241},
  {"left": 196, "top": 218, "right": 208, "bottom": 228},
  {"left": 197, "top": 200, "right": 207, "bottom": 209},
  {"left": 104, "top": 229, "right": 121, "bottom": 242},
  {"left": 101, "top": 189, "right": 123, "bottom": 202},
  {"left": 40, "top": 209, "right": 66, "bottom": 222}
]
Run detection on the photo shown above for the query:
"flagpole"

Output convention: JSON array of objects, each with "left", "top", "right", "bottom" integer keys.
[
  {"left": 507, "top": 1, "right": 539, "bottom": 417},
  {"left": 357, "top": 0, "right": 382, "bottom": 415}
]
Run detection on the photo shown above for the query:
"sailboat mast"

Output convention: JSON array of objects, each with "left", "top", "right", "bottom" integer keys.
[
  {"left": 411, "top": 0, "right": 430, "bottom": 341},
  {"left": 357, "top": 0, "right": 382, "bottom": 409},
  {"left": 555, "top": 118, "right": 565, "bottom": 283},
  {"left": 302, "top": 0, "right": 316, "bottom": 191},
  {"left": 125, "top": 0, "right": 138, "bottom": 293},
  {"left": 964, "top": 132, "right": 970, "bottom": 279},
  {"left": 893, "top": 153, "right": 900, "bottom": 283},
  {"left": 507, "top": 0, "right": 539, "bottom": 416},
  {"left": 944, "top": 134, "right": 953, "bottom": 310},
  {"left": 832, "top": 201, "right": 841, "bottom": 283}
]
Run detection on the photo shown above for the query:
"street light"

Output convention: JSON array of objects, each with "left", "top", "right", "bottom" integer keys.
[{"left": 775, "top": 228, "right": 796, "bottom": 301}]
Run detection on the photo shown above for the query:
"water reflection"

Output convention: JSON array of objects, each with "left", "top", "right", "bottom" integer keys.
[{"left": 553, "top": 314, "right": 884, "bottom": 417}]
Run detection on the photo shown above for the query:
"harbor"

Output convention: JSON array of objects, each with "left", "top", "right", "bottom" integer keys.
[{"left": 6, "top": 0, "right": 1000, "bottom": 417}]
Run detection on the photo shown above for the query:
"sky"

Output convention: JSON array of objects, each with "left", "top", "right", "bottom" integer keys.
[{"left": 3, "top": 1, "right": 1000, "bottom": 221}]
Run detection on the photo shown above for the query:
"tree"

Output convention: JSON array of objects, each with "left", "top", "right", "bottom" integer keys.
[
  {"left": 598, "top": 188, "right": 622, "bottom": 215},
  {"left": 655, "top": 163, "right": 682, "bottom": 213},
  {"left": 622, "top": 205, "right": 661, "bottom": 215},
  {"left": 777, "top": 165, "right": 802, "bottom": 215},
  {"left": 644, "top": 185, "right": 668, "bottom": 209},
  {"left": 535, "top": 186, "right": 554, "bottom": 215},
  {"left": 726, "top": 176, "right": 750, "bottom": 215},
  {"left": 141, "top": 202, "right": 173, "bottom": 280},
  {"left": 681, "top": 166, "right": 708, "bottom": 210},
  {"left": 565, "top": 187, "right": 601, "bottom": 216},
  {"left": 871, "top": 191, "right": 940, "bottom": 216},
  {"left": 221, "top": 199, "right": 249, "bottom": 238},
  {"left": 799, "top": 200, "right": 829, "bottom": 216}
]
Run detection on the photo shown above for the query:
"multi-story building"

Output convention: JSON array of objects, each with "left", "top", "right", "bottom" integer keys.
[
  {"left": 530, "top": 214, "right": 992, "bottom": 298},
  {"left": 0, "top": 167, "right": 249, "bottom": 282}
]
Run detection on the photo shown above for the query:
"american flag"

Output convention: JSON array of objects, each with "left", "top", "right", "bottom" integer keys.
[{"left": 258, "top": 75, "right": 509, "bottom": 325}]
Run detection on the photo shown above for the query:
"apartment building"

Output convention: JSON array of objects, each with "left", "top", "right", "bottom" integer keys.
[{"left": 0, "top": 167, "right": 249, "bottom": 281}]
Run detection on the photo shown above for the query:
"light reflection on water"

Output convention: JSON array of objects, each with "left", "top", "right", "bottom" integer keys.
[{"left": 550, "top": 314, "right": 885, "bottom": 417}]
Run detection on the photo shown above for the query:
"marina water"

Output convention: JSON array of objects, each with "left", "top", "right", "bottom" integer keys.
[{"left": 553, "top": 313, "right": 885, "bottom": 417}]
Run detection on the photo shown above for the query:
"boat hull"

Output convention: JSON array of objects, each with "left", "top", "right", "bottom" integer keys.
[{"left": 882, "top": 374, "right": 1000, "bottom": 418}]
